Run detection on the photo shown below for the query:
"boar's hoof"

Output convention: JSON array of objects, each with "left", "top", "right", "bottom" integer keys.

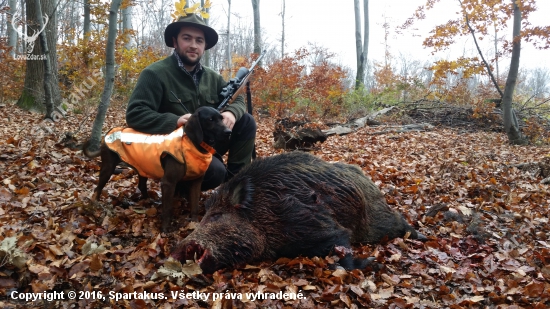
[
  {"left": 416, "top": 232, "right": 428, "bottom": 241},
  {"left": 337, "top": 255, "right": 378, "bottom": 270}
]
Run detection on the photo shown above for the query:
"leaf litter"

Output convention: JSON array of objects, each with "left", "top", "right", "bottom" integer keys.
[{"left": 0, "top": 102, "right": 549, "bottom": 308}]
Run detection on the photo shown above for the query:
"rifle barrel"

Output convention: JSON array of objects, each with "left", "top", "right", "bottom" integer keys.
[{"left": 217, "top": 50, "right": 267, "bottom": 111}]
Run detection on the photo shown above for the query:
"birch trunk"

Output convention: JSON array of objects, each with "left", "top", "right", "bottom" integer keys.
[
  {"left": 354, "top": 0, "right": 368, "bottom": 89},
  {"left": 122, "top": 5, "right": 133, "bottom": 50},
  {"left": 7, "top": 0, "right": 17, "bottom": 57}
]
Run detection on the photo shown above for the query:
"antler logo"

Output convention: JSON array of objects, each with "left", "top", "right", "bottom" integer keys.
[{"left": 11, "top": 10, "right": 49, "bottom": 54}]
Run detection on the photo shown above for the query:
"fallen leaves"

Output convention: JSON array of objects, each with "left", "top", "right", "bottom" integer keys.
[
  {"left": 1, "top": 102, "right": 550, "bottom": 307},
  {"left": 0, "top": 237, "right": 27, "bottom": 269}
]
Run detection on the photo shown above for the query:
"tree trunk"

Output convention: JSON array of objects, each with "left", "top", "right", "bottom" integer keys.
[
  {"left": 33, "top": 0, "right": 54, "bottom": 119},
  {"left": 122, "top": 5, "right": 133, "bottom": 49},
  {"left": 122, "top": 4, "right": 133, "bottom": 84},
  {"left": 354, "top": 0, "right": 368, "bottom": 90},
  {"left": 7, "top": 0, "right": 18, "bottom": 58},
  {"left": 83, "top": 0, "right": 90, "bottom": 36},
  {"left": 16, "top": 0, "right": 61, "bottom": 112},
  {"left": 87, "top": 0, "right": 122, "bottom": 153},
  {"left": 494, "top": 23, "right": 499, "bottom": 84},
  {"left": 201, "top": 0, "right": 211, "bottom": 67},
  {"left": 83, "top": 0, "right": 91, "bottom": 67},
  {"left": 18, "top": 0, "right": 24, "bottom": 54},
  {"left": 280, "top": 0, "right": 285, "bottom": 58},
  {"left": 252, "top": 0, "right": 261, "bottom": 55},
  {"left": 226, "top": 0, "right": 232, "bottom": 76},
  {"left": 501, "top": 0, "right": 526, "bottom": 145},
  {"left": 363, "top": 0, "right": 369, "bottom": 83}
]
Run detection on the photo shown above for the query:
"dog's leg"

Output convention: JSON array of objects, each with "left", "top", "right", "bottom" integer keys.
[
  {"left": 160, "top": 156, "right": 186, "bottom": 232},
  {"left": 138, "top": 176, "right": 148, "bottom": 199},
  {"left": 188, "top": 176, "right": 203, "bottom": 221},
  {"left": 92, "top": 146, "right": 120, "bottom": 201}
]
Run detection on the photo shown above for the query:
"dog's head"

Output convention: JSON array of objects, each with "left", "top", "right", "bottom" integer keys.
[{"left": 185, "top": 107, "right": 232, "bottom": 151}]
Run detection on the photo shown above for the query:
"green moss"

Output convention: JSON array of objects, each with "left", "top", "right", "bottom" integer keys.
[{"left": 16, "top": 89, "right": 44, "bottom": 112}]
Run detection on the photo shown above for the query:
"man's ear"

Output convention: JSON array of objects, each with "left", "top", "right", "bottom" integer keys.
[{"left": 172, "top": 37, "right": 177, "bottom": 48}]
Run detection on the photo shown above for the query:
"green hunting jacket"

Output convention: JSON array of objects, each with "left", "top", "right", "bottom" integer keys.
[{"left": 126, "top": 54, "right": 245, "bottom": 134}]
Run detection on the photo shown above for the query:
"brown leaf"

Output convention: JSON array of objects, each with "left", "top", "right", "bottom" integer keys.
[
  {"left": 69, "top": 261, "right": 90, "bottom": 278},
  {"left": 0, "top": 278, "right": 17, "bottom": 289},
  {"left": 524, "top": 281, "right": 545, "bottom": 298},
  {"left": 89, "top": 254, "right": 103, "bottom": 271},
  {"left": 0, "top": 187, "right": 12, "bottom": 201}
]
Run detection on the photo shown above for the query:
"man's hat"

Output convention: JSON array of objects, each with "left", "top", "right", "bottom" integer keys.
[{"left": 164, "top": 14, "right": 218, "bottom": 50}]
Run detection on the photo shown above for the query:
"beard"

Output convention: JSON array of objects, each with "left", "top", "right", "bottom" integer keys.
[{"left": 176, "top": 48, "right": 202, "bottom": 67}]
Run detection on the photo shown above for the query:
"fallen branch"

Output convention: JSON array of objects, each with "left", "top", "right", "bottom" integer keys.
[
  {"left": 509, "top": 157, "right": 550, "bottom": 180},
  {"left": 369, "top": 123, "right": 434, "bottom": 135},
  {"left": 509, "top": 162, "right": 540, "bottom": 169}
]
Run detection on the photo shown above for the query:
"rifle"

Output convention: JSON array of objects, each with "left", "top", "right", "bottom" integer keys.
[{"left": 217, "top": 50, "right": 266, "bottom": 111}]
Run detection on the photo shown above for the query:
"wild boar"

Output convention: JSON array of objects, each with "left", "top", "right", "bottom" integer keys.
[{"left": 172, "top": 151, "right": 425, "bottom": 273}]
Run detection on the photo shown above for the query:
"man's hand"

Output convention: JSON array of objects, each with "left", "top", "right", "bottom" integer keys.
[
  {"left": 221, "top": 111, "right": 236, "bottom": 130},
  {"left": 177, "top": 114, "right": 191, "bottom": 127}
]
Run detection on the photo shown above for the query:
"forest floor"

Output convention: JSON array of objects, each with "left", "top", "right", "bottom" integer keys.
[{"left": 0, "top": 101, "right": 549, "bottom": 308}]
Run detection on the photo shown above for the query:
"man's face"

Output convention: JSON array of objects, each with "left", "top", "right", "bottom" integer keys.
[{"left": 173, "top": 26, "right": 206, "bottom": 68}]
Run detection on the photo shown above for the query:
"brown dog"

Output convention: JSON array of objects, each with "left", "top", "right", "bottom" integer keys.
[{"left": 83, "top": 107, "right": 231, "bottom": 232}]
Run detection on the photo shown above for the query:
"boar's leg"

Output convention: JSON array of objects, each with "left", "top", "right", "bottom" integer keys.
[{"left": 272, "top": 196, "right": 374, "bottom": 270}]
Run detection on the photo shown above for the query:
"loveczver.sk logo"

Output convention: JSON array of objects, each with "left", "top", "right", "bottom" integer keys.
[{"left": 11, "top": 8, "right": 49, "bottom": 60}]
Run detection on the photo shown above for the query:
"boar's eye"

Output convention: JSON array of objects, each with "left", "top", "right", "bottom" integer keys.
[{"left": 206, "top": 213, "right": 222, "bottom": 223}]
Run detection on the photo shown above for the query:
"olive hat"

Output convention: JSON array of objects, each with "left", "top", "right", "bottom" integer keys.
[{"left": 164, "top": 14, "right": 218, "bottom": 50}]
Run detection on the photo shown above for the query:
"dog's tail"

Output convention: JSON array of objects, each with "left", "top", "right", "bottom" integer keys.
[{"left": 82, "top": 140, "right": 101, "bottom": 158}]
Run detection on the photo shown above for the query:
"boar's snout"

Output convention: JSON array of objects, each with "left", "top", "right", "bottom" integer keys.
[{"left": 171, "top": 240, "right": 220, "bottom": 274}]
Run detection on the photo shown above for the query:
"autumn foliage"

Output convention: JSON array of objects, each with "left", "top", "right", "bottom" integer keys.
[
  {"left": 402, "top": 0, "right": 549, "bottom": 91},
  {"left": 58, "top": 32, "right": 165, "bottom": 101},
  {"left": 0, "top": 41, "right": 25, "bottom": 104},
  {"left": 242, "top": 48, "right": 347, "bottom": 118}
]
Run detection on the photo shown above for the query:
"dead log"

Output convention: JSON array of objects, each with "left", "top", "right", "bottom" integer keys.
[
  {"left": 323, "top": 106, "right": 395, "bottom": 136},
  {"left": 510, "top": 157, "right": 550, "bottom": 183},
  {"left": 273, "top": 118, "right": 327, "bottom": 150}
]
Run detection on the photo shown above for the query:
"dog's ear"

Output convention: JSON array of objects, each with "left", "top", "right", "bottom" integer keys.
[{"left": 185, "top": 110, "right": 203, "bottom": 144}]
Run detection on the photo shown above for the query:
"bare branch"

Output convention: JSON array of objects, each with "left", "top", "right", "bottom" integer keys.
[{"left": 459, "top": 0, "right": 504, "bottom": 98}]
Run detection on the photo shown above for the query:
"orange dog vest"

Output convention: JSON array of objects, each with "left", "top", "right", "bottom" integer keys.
[{"left": 104, "top": 127, "right": 215, "bottom": 180}]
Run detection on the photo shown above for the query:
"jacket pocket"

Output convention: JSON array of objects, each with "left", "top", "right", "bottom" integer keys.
[
  {"left": 204, "top": 94, "right": 220, "bottom": 108},
  {"left": 169, "top": 93, "right": 195, "bottom": 114}
]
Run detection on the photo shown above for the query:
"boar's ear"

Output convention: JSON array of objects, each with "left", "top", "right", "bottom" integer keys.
[{"left": 230, "top": 177, "right": 253, "bottom": 209}]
